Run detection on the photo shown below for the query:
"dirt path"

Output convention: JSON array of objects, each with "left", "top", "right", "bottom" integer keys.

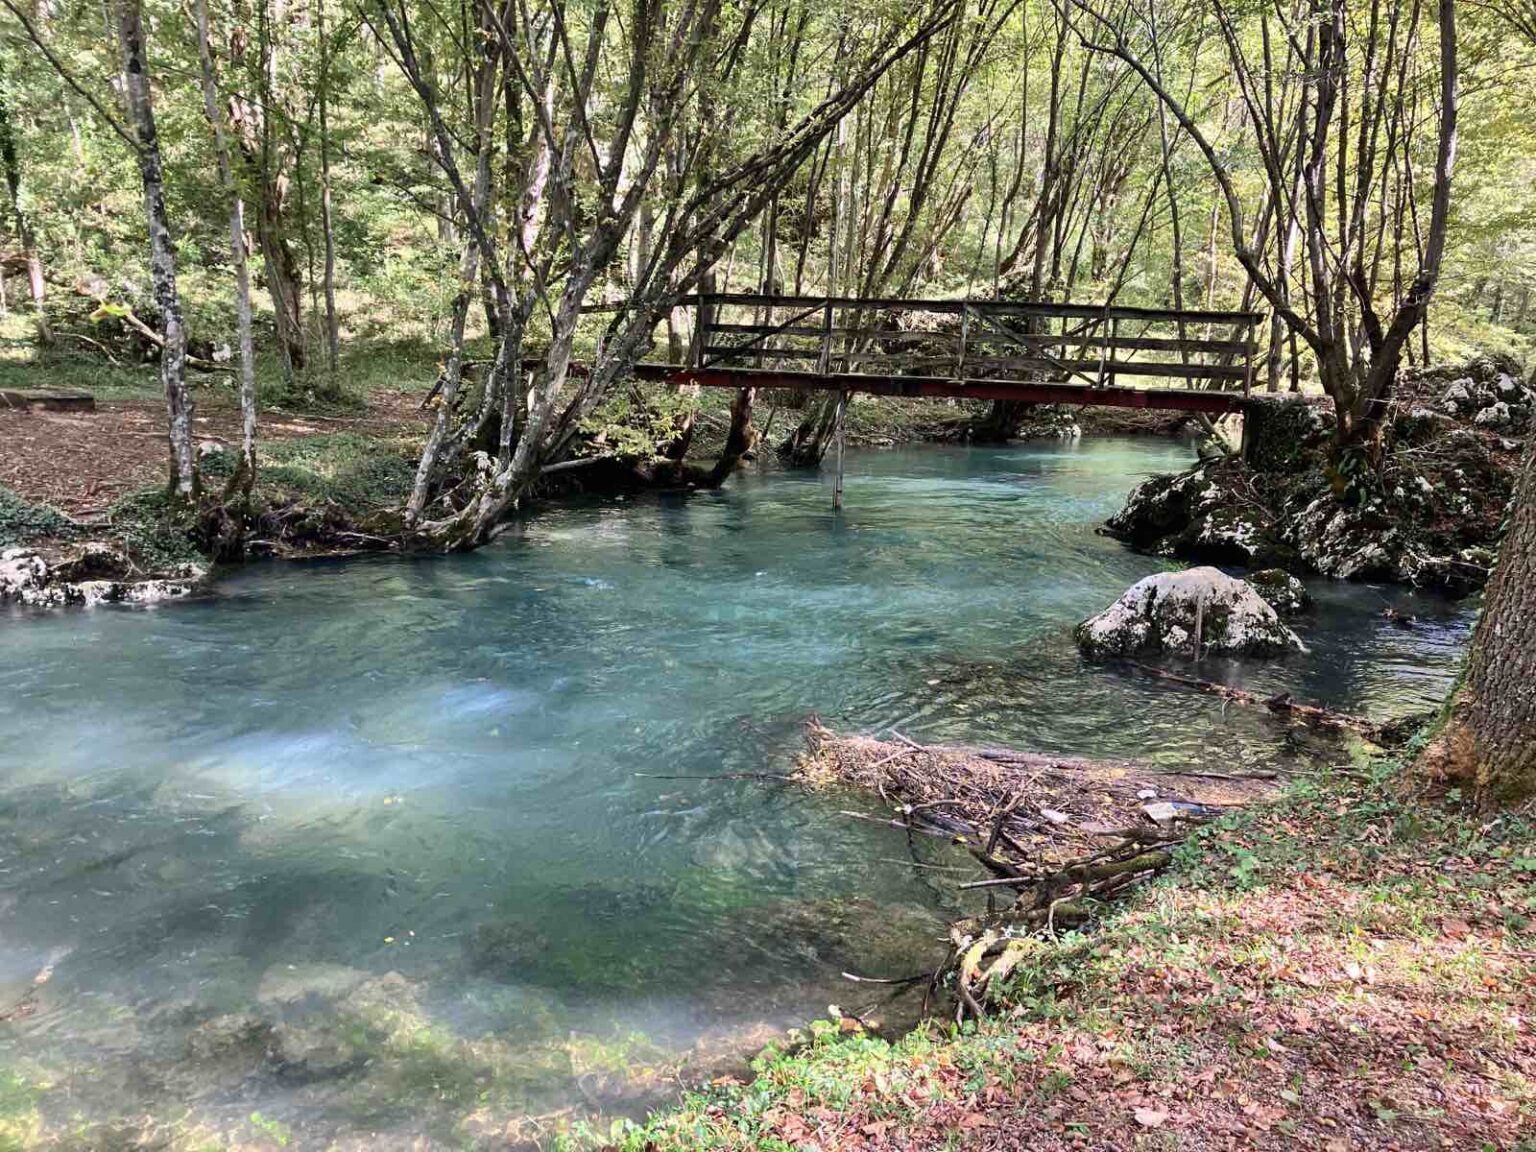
[{"left": 0, "top": 392, "right": 428, "bottom": 516}]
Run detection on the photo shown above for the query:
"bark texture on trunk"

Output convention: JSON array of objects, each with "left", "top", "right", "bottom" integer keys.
[
  {"left": 1418, "top": 439, "right": 1536, "bottom": 803},
  {"left": 0, "top": 57, "right": 51, "bottom": 347},
  {"left": 195, "top": 0, "right": 257, "bottom": 497},
  {"left": 116, "top": 0, "right": 196, "bottom": 499},
  {"left": 317, "top": 0, "right": 340, "bottom": 377}
]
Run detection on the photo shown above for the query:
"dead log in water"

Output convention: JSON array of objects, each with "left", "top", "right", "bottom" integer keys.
[
  {"left": 1119, "top": 660, "right": 1399, "bottom": 743},
  {"left": 797, "top": 721, "right": 1278, "bottom": 1020}
]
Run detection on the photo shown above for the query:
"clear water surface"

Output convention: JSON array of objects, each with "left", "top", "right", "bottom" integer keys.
[{"left": 0, "top": 439, "right": 1474, "bottom": 1146}]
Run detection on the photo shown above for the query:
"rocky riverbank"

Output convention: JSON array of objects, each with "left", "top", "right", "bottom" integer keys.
[
  {"left": 1104, "top": 357, "right": 1533, "bottom": 595},
  {"left": 0, "top": 540, "right": 205, "bottom": 608}
]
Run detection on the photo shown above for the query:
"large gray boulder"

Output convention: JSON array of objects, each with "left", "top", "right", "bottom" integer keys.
[{"left": 1076, "top": 566, "right": 1305, "bottom": 658}]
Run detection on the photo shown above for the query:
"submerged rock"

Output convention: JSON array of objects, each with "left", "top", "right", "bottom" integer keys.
[
  {"left": 1247, "top": 568, "right": 1311, "bottom": 615},
  {"left": 257, "top": 962, "right": 370, "bottom": 1006},
  {"left": 268, "top": 1022, "right": 365, "bottom": 1083},
  {"left": 186, "top": 1012, "right": 276, "bottom": 1064},
  {"left": 1076, "top": 567, "right": 1304, "bottom": 658},
  {"left": 465, "top": 918, "right": 551, "bottom": 976}
]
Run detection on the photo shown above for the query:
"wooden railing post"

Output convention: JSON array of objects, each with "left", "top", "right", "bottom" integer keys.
[
  {"left": 1241, "top": 317, "right": 1255, "bottom": 397},
  {"left": 817, "top": 299, "right": 833, "bottom": 375},
  {"left": 958, "top": 303, "right": 969, "bottom": 381},
  {"left": 693, "top": 295, "right": 714, "bottom": 369},
  {"left": 1108, "top": 316, "right": 1119, "bottom": 388}
]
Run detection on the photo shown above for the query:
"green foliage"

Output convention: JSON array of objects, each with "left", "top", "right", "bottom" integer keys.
[
  {"left": 0, "top": 486, "right": 75, "bottom": 549},
  {"left": 0, "top": 0, "right": 1528, "bottom": 409},
  {"left": 578, "top": 389, "right": 697, "bottom": 462},
  {"left": 254, "top": 433, "right": 421, "bottom": 514},
  {"left": 107, "top": 488, "right": 204, "bottom": 570}
]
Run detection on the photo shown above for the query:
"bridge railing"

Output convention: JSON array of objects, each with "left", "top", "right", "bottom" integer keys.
[{"left": 683, "top": 294, "right": 1264, "bottom": 395}]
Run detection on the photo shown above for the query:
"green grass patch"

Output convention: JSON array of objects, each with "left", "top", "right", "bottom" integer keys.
[
  {"left": 107, "top": 488, "right": 206, "bottom": 571},
  {"left": 252, "top": 433, "right": 421, "bottom": 516}
]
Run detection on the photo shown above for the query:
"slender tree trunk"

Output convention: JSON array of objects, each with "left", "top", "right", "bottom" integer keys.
[
  {"left": 407, "top": 235, "right": 480, "bottom": 524},
  {"left": 195, "top": 0, "right": 257, "bottom": 497},
  {"left": 0, "top": 56, "right": 51, "bottom": 348},
  {"left": 255, "top": 0, "right": 305, "bottom": 380},
  {"left": 317, "top": 0, "right": 340, "bottom": 379},
  {"left": 115, "top": 0, "right": 196, "bottom": 499},
  {"left": 1417, "top": 438, "right": 1536, "bottom": 803}
]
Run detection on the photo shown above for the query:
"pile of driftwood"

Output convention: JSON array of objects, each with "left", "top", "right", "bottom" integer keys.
[{"left": 797, "top": 722, "right": 1278, "bottom": 1020}]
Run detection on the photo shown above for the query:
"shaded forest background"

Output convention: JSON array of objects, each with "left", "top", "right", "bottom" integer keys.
[{"left": 2, "top": 0, "right": 1532, "bottom": 393}]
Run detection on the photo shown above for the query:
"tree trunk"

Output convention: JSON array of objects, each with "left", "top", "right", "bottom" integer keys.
[
  {"left": 115, "top": 0, "right": 196, "bottom": 499},
  {"left": 316, "top": 0, "right": 340, "bottom": 380},
  {"left": 706, "top": 386, "right": 758, "bottom": 485},
  {"left": 195, "top": 0, "right": 257, "bottom": 497},
  {"left": 1417, "top": 438, "right": 1536, "bottom": 803},
  {"left": 0, "top": 56, "right": 51, "bottom": 348},
  {"left": 255, "top": 0, "right": 305, "bottom": 380}
]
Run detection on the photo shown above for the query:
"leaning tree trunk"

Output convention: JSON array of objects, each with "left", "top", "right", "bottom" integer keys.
[
  {"left": 1417, "top": 437, "right": 1536, "bottom": 803},
  {"left": 115, "top": 0, "right": 196, "bottom": 499}
]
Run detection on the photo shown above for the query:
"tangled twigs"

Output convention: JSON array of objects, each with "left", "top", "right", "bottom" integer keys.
[{"left": 799, "top": 722, "right": 1277, "bottom": 1021}]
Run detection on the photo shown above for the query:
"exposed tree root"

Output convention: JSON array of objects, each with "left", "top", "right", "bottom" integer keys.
[{"left": 797, "top": 722, "right": 1277, "bottom": 1021}]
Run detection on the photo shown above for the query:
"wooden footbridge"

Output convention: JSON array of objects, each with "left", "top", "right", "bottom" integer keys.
[{"left": 622, "top": 293, "right": 1265, "bottom": 415}]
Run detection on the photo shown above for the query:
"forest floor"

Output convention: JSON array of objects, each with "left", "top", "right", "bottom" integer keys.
[
  {"left": 0, "top": 389, "right": 428, "bottom": 517},
  {"left": 598, "top": 762, "right": 1536, "bottom": 1152}
]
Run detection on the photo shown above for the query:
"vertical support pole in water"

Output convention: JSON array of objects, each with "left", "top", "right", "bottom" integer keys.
[{"left": 833, "top": 391, "right": 847, "bottom": 512}]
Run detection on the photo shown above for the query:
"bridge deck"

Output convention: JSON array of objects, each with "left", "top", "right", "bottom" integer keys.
[{"left": 614, "top": 293, "right": 1265, "bottom": 413}]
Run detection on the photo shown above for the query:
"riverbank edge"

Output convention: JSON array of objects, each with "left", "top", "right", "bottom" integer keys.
[
  {"left": 571, "top": 757, "right": 1535, "bottom": 1152},
  {"left": 1, "top": 392, "right": 1198, "bottom": 610}
]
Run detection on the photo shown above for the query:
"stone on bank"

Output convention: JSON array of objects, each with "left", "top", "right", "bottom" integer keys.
[{"left": 0, "top": 545, "right": 203, "bottom": 608}]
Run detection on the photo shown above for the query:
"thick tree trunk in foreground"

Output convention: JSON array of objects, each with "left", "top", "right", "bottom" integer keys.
[
  {"left": 1418, "top": 439, "right": 1536, "bottom": 803},
  {"left": 116, "top": 0, "right": 196, "bottom": 499}
]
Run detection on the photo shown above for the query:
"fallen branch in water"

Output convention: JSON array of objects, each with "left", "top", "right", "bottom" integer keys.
[
  {"left": 799, "top": 721, "right": 1278, "bottom": 1022},
  {"left": 633, "top": 771, "right": 794, "bottom": 782},
  {"left": 1119, "top": 661, "right": 1397, "bottom": 743}
]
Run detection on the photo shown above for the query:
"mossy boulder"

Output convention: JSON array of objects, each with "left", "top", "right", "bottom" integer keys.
[
  {"left": 1246, "top": 568, "right": 1311, "bottom": 615},
  {"left": 1104, "top": 462, "right": 1295, "bottom": 569},
  {"left": 1241, "top": 396, "right": 1332, "bottom": 473},
  {"left": 1076, "top": 567, "right": 1304, "bottom": 659}
]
